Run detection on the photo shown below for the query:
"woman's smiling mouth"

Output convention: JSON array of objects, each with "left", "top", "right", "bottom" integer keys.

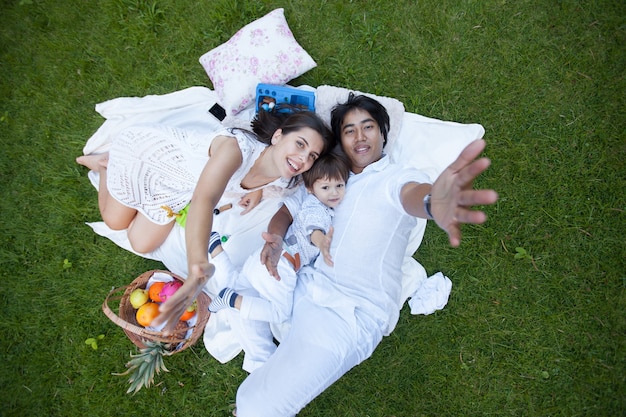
[{"left": 287, "top": 157, "right": 301, "bottom": 173}]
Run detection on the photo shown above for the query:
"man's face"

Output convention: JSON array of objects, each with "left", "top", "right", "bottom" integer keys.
[{"left": 339, "top": 109, "right": 384, "bottom": 174}]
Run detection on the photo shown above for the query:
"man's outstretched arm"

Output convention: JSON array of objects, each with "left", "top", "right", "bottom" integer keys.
[{"left": 401, "top": 139, "right": 498, "bottom": 247}]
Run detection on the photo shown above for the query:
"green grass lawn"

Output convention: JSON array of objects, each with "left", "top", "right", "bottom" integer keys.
[{"left": 1, "top": 0, "right": 624, "bottom": 416}]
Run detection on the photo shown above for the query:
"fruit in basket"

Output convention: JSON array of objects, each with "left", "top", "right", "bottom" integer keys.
[
  {"left": 179, "top": 300, "right": 197, "bottom": 321},
  {"left": 148, "top": 281, "right": 166, "bottom": 302},
  {"left": 159, "top": 280, "right": 183, "bottom": 301},
  {"left": 129, "top": 288, "right": 149, "bottom": 309},
  {"left": 136, "top": 302, "right": 160, "bottom": 327}
]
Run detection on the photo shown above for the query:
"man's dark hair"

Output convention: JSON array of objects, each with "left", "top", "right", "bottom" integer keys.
[{"left": 330, "top": 93, "right": 390, "bottom": 147}]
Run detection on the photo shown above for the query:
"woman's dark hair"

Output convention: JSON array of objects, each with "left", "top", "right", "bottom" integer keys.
[
  {"left": 302, "top": 151, "right": 351, "bottom": 189},
  {"left": 330, "top": 93, "right": 390, "bottom": 147},
  {"left": 239, "top": 103, "right": 336, "bottom": 188},
  {"left": 251, "top": 103, "right": 335, "bottom": 155}
]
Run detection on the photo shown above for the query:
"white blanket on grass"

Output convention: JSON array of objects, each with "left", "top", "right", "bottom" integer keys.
[{"left": 82, "top": 85, "right": 484, "bottom": 363}]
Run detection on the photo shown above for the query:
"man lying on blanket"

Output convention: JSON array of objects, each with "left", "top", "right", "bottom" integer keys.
[{"left": 155, "top": 93, "right": 498, "bottom": 416}]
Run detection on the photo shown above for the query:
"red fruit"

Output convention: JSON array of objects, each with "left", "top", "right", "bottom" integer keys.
[{"left": 159, "top": 280, "right": 182, "bottom": 301}]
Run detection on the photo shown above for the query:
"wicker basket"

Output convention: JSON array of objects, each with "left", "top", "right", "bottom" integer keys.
[{"left": 102, "top": 269, "right": 211, "bottom": 352}]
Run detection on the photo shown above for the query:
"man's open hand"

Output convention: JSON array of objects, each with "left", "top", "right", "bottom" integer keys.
[
  {"left": 260, "top": 232, "right": 284, "bottom": 280},
  {"left": 431, "top": 139, "right": 499, "bottom": 247}
]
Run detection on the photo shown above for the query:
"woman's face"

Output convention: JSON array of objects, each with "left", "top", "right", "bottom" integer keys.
[{"left": 272, "top": 127, "right": 325, "bottom": 178}]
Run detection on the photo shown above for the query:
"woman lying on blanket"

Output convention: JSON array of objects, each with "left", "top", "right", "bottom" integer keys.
[{"left": 76, "top": 104, "right": 335, "bottom": 262}]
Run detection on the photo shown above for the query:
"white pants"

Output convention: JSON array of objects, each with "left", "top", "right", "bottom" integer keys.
[
  {"left": 213, "top": 248, "right": 298, "bottom": 372},
  {"left": 234, "top": 278, "right": 384, "bottom": 416},
  {"left": 213, "top": 248, "right": 298, "bottom": 323}
]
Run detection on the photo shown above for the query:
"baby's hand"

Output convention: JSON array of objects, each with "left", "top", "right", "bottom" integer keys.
[{"left": 311, "top": 227, "right": 334, "bottom": 266}]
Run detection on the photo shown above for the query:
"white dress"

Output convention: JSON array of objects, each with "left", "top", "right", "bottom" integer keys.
[{"left": 106, "top": 124, "right": 291, "bottom": 225}]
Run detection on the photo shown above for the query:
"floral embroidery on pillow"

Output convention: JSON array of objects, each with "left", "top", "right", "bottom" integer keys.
[{"left": 199, "top": 8, "right": 317, "bottom": 115}]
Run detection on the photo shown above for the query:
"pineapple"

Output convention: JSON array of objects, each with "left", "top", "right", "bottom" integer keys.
[
  {"left": 114, "top": 321, "right": 189, "bottom": 394},
  {"left": 114, "top": 340, "right": 171, "bottom": 394}
]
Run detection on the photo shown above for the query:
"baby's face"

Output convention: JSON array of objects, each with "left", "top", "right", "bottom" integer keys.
[{"left": 310, "top": 176, "right": 346, "bottom": 209}]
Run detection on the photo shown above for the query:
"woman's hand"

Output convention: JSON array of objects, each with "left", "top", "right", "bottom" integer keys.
[
  {"left": 310, "top": 227, "right": 334, "bottom": 266},
  {"left": 153, "top": 262, "right": 215, "bottom": 335},
  {"left": 260, "top": 232, "right": 284, "bottom": 280},
  {"left": 239, "top": 189, "right": 263, "bottom": 215},
  {"left": 431, "top": 139, "right": 499, "bottom": 247}
]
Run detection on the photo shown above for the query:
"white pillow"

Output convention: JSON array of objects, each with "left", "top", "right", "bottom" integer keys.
[{"left": 199, "top": 8, "right": 317, "bottom": 116}]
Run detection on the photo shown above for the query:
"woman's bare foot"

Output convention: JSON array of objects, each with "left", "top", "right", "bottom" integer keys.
[{"left": 76, "top": 153, "right": 109, "bottom": 170}]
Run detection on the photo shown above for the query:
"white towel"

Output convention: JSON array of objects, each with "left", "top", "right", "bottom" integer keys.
[{"left": 408, "top": 272, "right": 453, "bottom": 315}]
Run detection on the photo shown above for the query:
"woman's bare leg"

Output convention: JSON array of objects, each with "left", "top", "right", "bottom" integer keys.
[
  {"left": 78, "top": 153, "right": 174, "bottom": 253},
  {"left": 77, "top": 153, "right": 137, "bottom": 230},
  {"left": 127, "top": 213, "right": 175, "bottom": 254}
]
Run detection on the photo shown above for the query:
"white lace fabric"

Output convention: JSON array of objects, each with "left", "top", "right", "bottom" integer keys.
[{"left": 107, "top": 124, "right": 289, "bottom": 225}]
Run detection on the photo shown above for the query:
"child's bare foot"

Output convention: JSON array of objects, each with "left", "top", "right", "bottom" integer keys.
[{"left": 76, "top": 153, "right": 109, "bottom": 170}]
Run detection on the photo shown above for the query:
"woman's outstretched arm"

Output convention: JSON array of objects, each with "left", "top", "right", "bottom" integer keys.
[{"left": 154, "top": 135, "right": 242, "bottom": 333}]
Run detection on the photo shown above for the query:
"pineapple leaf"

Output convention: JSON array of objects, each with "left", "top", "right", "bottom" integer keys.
[{"left": 114, "top": 341, "right": 171, "bottom": 395}]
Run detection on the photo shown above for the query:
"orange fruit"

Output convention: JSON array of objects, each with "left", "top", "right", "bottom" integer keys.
[
  {"left": 180, "top": 309, "right": 196, "bottom": 321},
  {"left": 136, "top": 302, "right": 160, "bottom": 327},
  {"left": 148, "top": 282, "right": 166, "bottom": 302},
  {"left": 179, "top": 299, "right": 198, "bottom": 321}
]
